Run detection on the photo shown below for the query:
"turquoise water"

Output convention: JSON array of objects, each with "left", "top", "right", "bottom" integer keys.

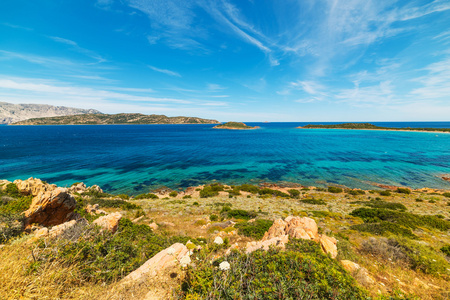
[{"left": 1, "top": 122, "right": 450, "bottom": 194}]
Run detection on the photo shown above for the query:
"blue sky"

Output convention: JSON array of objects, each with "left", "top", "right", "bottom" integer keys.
[{"left": 1, "top": 0, "right": 450, "bottom": 122}]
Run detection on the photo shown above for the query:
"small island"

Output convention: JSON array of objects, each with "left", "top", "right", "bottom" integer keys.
[
  {"left": 11, "top": 113, "right": 220, "bottom": 125},
  {"left": 297, "top": 123, "right": 450, "bottom": 133},
  {"left": 213, "top": 121, "right": 260, "bottom": 130}
]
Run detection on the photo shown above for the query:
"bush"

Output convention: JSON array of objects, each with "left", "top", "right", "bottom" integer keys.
[
  {"left": 0, "top": 212, "right": 25, "bottom": 243},
  {"left": 181, "top": 241, "right": 368, "bottom": 299},
  {"left": 300, "top": 198, "right": 326, "bottom": 205},
  {"left": 235, "top": 219, "right": 273, "bottom": 239},
  {"left": 116, "top": 194, "right": 130, "bottom": 200},
  {"left": 90, "top": 198, "right": 140, "bottom": 210},
  {"left": 34, "top": 218, "right": 194, "bottom": 283},
  {"left": 236, "top": 184, "right": 260, "bottom": 194},
  {"left": 258, "top": 188, "right": 290, "bottom": 198},
  {"left": 350, "top": 208, "right": 450, "bottom": 231},
  {"left": 183, "top": 195, "right": 192, "bottom": 199},
  {"left": 209, "top": 214, "right": 218, "bottom": 221},
  {"left": 443, "top": 192, "right": 450, "bottom": 198},
  {"left": 288, "top": 189, "right": 300, "bottom": 198},
  {"left": 396, "top": 188, "right": 411, "bottom": 194},
  {"left": 379, "top": 190, "right": 391, "bottom": 196},
  {"left": 200, "top": 183, "right": 224, "bottom": 198},
  {"left": 348, "top": 189, "right": 365, "bottom": 196},
  {"left": 440, "top": 245, "right": 450, "bottom": 256},
  {"left": 169, "top": 191, "right": 178, "bottom": 197},
  {"left": 351, "top": 200, "right": 406, "bottom": 211},
  {"left": 225, "top": 209, "right": 257, "bottom": 220},
  {"left": 328, "top": 186, "right": 343, "bottom": 193},
  {"left": 351, "top": 222, "right": 417, "bottom": 239},
  {"left": 134, "top": 193, "right": 159, "bottom": 200},
  {"left": 4, "top": 183, "right": 21, "bottom": 198},
  {"left": 0, "top": 195, "right": 32, "bottom": 214}
]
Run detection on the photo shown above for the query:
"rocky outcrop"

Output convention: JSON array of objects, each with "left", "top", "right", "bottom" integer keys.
[
  {"left": 69, "top": 182, "right": 87, "bottom": 194},
  {"left": 248, "top": 216, "right": 337, "bottom": 258},
  {"left": 119, "top": 243, "right": 190, "bottom": 299},
  {"left": 0, "top": 180, "right": 12, "bottom": 190},
  {"left": 93, "top": 212, "right": 122, "bottom": 233},
  {"left": 13, "top": 178, "right": 56, "bottom": 197},
  {"left": 340, "top": 260, "right": 361, "bottom": 273},
  {"left": 85, "top": 204, "right": 106, "bottom": 215},
  {"left": 34, "top": 218, "right": 88, "bottom": 240},
  {"left": 24, "top": 188, "right": 76, "bottom": 228}
]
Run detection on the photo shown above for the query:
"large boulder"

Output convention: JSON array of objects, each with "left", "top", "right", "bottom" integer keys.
[
  {"left": 0, "top": 180, "right": 12, "bottom": 191},
  {"left": 262, "top": 217, "right": 318, "bottom": 241},
  {"left": 320, "top": 235, "right": 338, "bottom": 258},
  {"left": 119, "top": 243, "right": 190, "bottom": 299},
  {"left": 13, "top": 177, "right": 56, "bottom": 197},
  {"left": 262, "top": 219, "right": 287, "bottom": 240},
  {"left": 69, "top": 182, "right": 87, "bottom": 194},
  {"left": 93, "top": 212, "right": 122, "bottom": 233},
  {"left": 246, "top": 235, "right": 289, "bottom": 253},
  {"left": 24, "top": 188, "right": 76, "bottom": 228}
]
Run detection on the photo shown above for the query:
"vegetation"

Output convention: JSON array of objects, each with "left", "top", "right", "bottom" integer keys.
[
  {"left": 134, "top": 193, "right": 159, "bottom": 200},
  {"left": 213, "top": 121, "right": 259, "bottom": 130},
  {"left": 13, "top": 113, "right": 219, "bottom": 125},
  {"left": 235, "top": 219, "right": 273, "bottom": 239},
  {"left": 328, "top": 186, "right": 343, "bottom": 193},
  {"left": 169, "top": 191, "right": 178, "bottom": 197},
  {"left": 288, "top": 189, "right": 300, "bottom": 198},
  {"left": 348, "top": 189, "right": 365, "bottom": 195},
  {"left": 180, "top": 239, "right": 368, "bottom": 299},
  {"left": 351, "top": 200, "right": 407, "bottom": 211},
  {"left": 258, "top": 188, "right": 290, "bottom": 198},
  {"left": 300, "top": 122, "right": 450, "bottom": 132},
  {"left": 378, "top": 190, "right": 392, "bottom": 196},
  {"left": 200, "top": 183, "right": 224, "bottom": 198},
  {"left": 396, "top": 187, "right": 411, "bottom": 194},
  {"left": 300, "top": 198, "right": 326, "bottom": 205}
]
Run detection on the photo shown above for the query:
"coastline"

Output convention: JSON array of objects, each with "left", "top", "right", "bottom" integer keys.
[{"left": 297, "top": 127, "right": 450, "bottom": 134}]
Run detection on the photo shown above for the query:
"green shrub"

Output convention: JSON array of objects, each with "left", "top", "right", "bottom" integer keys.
[
  {"left": 169, "top": 191, "right": 178, "bottom": 197},
  {"left": 258, "top": 188, "right": 290, "bottom": 198},
  {"left": 288, "top": 189, "right": 300, "bottom": 198},
  {"left": 350, "top": 208, "right": 450, "bottom": 231},
  {"left": 351, "top": 200, "right": 406, "bottom": 211},
  {"left": 396, "top": 188, "right": 411, "bottom": 194},
  {"left": 315, "top": 187, "right": 327, "bottom": 192},
  {"left": 209, "top": 214, "right": 218, "bottom": 221},
  {"left": 90, "top": 198, "right": 140, "bottom": 210},
  {"left": 441, "top": 245, "right": 450, "bottom": 256},
  {"left": 300, "top": 198, "right": 326, "bottom": 205},
  {"left": 0, "top": 195, "right": 32, "bottom": 214},
  {"left": 415, "top": 198, "right": 423, "bottom": 202},
  {"left": 348, "top": 189, "right": 365, "bottom": 195},
  {"left": 200, "top": 183, "right": 224, "bottom": 198},
  {"left": 181, "top": 241, "right": 368, "bottom": 299},
  {"left": 192, "top": 201, "right": 199, "bottom": 206},
  {"left": 225, "top": 209, "right": 257, "bottom": 220},
  {"left": 351, "top": 222, "right": 417, "bottom": 238},
  {"left": 4, "top": 183, "right": 21, "bottom": 198},
  {"left": 327, "top": 186, "right": 343, "bottom": 193},
  {"left": 379, "top": 190, "right": 391, "bottom": 196},
  {"left": 237, "top": 184, "right": 260, "bottom": 194},
  {"left": 235, "top": 219, "right": 273, "bottom": 239},
  {"left": 428, "top": 199, "right": 436, "bottom": 203},
  {"left": 183, "top": 195, "right": 192, "bottom": 199},
  {"left": 134, "top": 193, "right": 159, "bottom": 200},
  {"left": 443, "top": 192, "right": 450, "bottom": 198},
  {"left": 35, "top": 218, "right": 193, "bottom": 283},
  {"left": 0, "top": 212, "right": 25, "bottom": 243}
]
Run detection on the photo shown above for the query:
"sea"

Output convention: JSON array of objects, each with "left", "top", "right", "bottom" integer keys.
[{"left": 1, "top": 122, "right": 450, "bottom": 194}]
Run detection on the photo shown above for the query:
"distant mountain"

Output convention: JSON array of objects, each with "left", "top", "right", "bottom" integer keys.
[
  {"left": 12, "top": 113, "right": 220, "bottom": 125},
  {"left": 0, "top": 102, "right": 102, "bottom": 124}
]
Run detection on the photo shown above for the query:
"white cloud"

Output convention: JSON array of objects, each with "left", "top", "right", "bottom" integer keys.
[
  {"left": 148, "top": 65, "right": 181, "bottom": 77},
  {"left": 48, "top": 36, "right": 106, "bottom": 63}
]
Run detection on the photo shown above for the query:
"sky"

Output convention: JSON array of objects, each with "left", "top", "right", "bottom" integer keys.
[{"left": 0, "top": 0, "right": 450, "bottom": 122}]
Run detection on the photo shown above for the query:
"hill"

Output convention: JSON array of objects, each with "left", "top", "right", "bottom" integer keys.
[
  {"left": 11, "top": 113, "right": 220, "bottom": 125},
  {"left": 0, "top": 102, "right": 101, "bottom": 124},
  {"left": 213, "top": 121, "right": 259, "bottom": 130},
  {"left": 298, "top": 122, "right": 450, "bottom": 132}
]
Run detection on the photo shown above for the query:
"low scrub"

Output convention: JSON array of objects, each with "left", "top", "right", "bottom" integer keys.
[
  {"left": 351, "top": 222, "right": 417, "bottom": 239},
  {"left": 222, "top": 207, "right": 257, "bottom": 220},
  {"left": 395, "top": 188, "right": 411, "bottom": 194},
  {"left": 351, "top": 200, "right": 407, "bottom": 211},
  {"left": 134, "top": 193, "right": 159, "bottom": 200},
  {"left": 328, "top": 186, "right": 343, "bottom": 193},
  {"left": 180, "top": 239, "right": 368, "bottom": 299},
  {"left": 235, "top": 219, "right": 273, "bottom": 239},
  {"left": 258, "top": 188, "right": 290, "bottom": 198},
  {"left": 300, "top": 198, "right": 326, "bottom": 205},
  {"left": 288, "top": 189, "right": 300, "bottom": 198},
  {"left": 200, "top": 183, "right": 224, "bottom": 198},
  {"left": 348, "top": 189, "right": 365, "bottom": 196},
  {"left": 89, "top": 198, "right": 140, "bottom": 210}
]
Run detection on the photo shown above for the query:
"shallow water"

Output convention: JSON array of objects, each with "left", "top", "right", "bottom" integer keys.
[{"left": 1, "top": 122, "right": 449, "bottom": 194}]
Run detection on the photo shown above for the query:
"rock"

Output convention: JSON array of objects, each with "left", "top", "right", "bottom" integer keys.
[
  {"left": 85, "top": 204, "right": 106, "bottom": 215},
  {"left": 262, "top": 219, "right": 287, "bottom": 240},
  {"left": 24, "top": 188, "right": 76, "bottom": 228},
  {"left": 248, "top": 218, "right": 256, "bottom": 223},
  {"left": 355, "top": 268, "right": 375, "bottom": 286},
  {"left": 286, "top": 217, "right": 319, "bottom": 240},
  {"left": 0, "top": 180, "right": 12, "bottom": 191},
  {"left": 69, "top": 182, "right": 87, "bottom": 194},
  {"left": 246, "top": 235, "right": 289, "bottom": 253},
  {"left": 14, "top": 177, "right": 56, "bottom": 197},
  {"left": 93, "top": 212, "right": 122, "bottom": 233},
  {"left": 159, "top": 221, "right": 175, "bottom": 227},
  {"left": 341, "top": 260, "right": 361, "bottom": 273},
  {"left": 149, "top": 222, "right": 159, "bottom": 230},
  {"left": 120, "top": 243, "right": 189, "bottom": 291},
  {"left": 320, "top": 235, "right": 338, "bottom": 258},
  {"left": 214, "top": 236, "right": 224, "bottom": 245},
  {"left": 213, "top": 220, "right": 236, "bottom": 228},
  {"left": 132, "top": 215, "right": 145, "bottom": 223},
  {"left": 34, "top": 227, "right": 49, "bottom": 238},
  {"left": 89, "top": 185, "right": 103, "bottom": 194}
]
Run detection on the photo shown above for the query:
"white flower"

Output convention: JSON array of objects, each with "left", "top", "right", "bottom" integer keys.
[
  {"left": 167, "top": 247, "right": 176, "bottom": 255},
  {"left": 219, "top": 261, "right": 230, "bottom": 271},
  {"left": 180, "top": 255, "right": 191, "bottom": 267},
  {"left": 214, "top": 236, "right": 223, "bottom": 245}
]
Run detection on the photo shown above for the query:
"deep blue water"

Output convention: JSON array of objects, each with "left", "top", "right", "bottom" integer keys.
[{"left": 1, "top": 122, "right": 450, "bottom": 194}]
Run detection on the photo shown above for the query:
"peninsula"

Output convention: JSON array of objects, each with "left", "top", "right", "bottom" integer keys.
[
  {"left": 213, "top": 121, "right": 259, "bottom": 130},
  {"left": 11, "top": 113, "right": 220, "bottom": 125},
  {"left": 298, "top": 122, "right": 450, "bottom": 133}
]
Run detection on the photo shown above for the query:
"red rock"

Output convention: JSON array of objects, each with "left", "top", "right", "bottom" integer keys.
[
  {"left": 246, "top": 235, "right": 289, "bottom": 253},
  {"left": 14, "top": 177, "right": 56, "bottom": 196},
  {"left": 24, "top": 188, "right": 76, "bottom": 228},
  {"left": 285, "top": 217, "right": 318, "bottom": 240},
  {"left": 93, "top": 212, "right": 122, "bottom": 233},
  {"left": 320, "top": 235, "right": 338, "bottom": 258},
  {"left": 262, "top": 219, "right": 287, "bottom": 241},
  {"left": 341, "top": 260, "right": 360, "bottom": 273}
]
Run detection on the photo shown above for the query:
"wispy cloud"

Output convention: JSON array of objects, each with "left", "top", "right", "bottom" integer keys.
[
  {"left": 2, "top": 22, "right": 33, "bottom": 31},
  {"left": 49, "top": 36, "right": 106, "bottom": 63},
  {"left": 148, "top": 65, "right": 181, "bottom": 77}
]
